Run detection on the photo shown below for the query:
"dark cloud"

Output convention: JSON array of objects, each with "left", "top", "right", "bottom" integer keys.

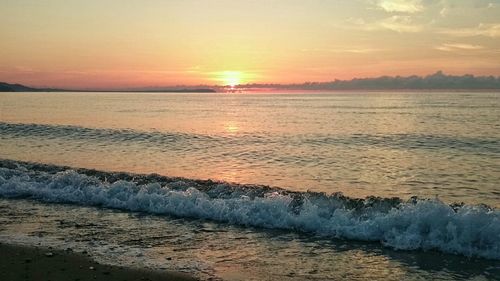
[{"left": 237, "top": 71, "right": 500, "bottom": 90}]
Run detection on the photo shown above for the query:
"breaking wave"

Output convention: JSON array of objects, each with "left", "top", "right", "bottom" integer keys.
[{"left": 0, "top": 159, "right": 498, "bottom": 260}]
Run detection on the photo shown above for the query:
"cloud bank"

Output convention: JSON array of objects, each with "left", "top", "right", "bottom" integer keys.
[
  {"left": 237, "top": 71, "right": 500, "bottom": 90},
  {"left": 373, "top": 0, "right": 424, "bottom": 13}
]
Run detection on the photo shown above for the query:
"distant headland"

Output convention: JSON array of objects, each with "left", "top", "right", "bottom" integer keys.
[{"left": 0, "top": 82, "right": 217, "bottom": 93}]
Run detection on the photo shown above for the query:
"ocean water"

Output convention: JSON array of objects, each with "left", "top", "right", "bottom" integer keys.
[{"left": 0, "top": 91, "right": 499, "bottom": 280}]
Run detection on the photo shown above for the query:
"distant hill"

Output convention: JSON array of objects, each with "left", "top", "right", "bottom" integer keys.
[
  {"left": 0, "top": 82, "right": 216, "bottom": 93},
  {"left": 0, "top": 82, "right": 40, "bottom": 92}
]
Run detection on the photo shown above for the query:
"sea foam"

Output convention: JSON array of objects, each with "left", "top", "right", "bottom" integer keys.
[{"left": 0, "top": 160, "right": 498, "bottom": 260}]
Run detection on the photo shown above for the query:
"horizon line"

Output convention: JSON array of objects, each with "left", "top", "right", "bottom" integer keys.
[{"left": 2, "top": 71, "right": 500, "bottom": 92}]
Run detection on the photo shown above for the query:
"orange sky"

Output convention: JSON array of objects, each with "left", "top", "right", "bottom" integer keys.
[{"left": 1, "top": 0, "right": 499, "bottom": 89}]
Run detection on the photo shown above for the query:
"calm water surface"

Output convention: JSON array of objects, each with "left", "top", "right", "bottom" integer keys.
[{"left": 1, "top": 91, "right": 499, "bottom": 206}]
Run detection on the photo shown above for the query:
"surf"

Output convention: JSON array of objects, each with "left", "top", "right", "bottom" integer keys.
[{"left": 0, "top": 159, "right": 498, "bottom": 260}]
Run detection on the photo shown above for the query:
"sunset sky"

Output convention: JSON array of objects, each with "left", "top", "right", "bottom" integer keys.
[{"left": 1, "top": 0, "right": 500, "bottom": 89}]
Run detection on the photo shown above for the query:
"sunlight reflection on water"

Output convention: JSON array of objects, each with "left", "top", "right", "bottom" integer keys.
[{"left": 0, "top": 91, "right": 499, "bottom": 207}]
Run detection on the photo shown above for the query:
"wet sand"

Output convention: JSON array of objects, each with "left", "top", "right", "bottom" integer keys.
[{"left": 0, "top": 243, "right": 197, "bottom": 281}]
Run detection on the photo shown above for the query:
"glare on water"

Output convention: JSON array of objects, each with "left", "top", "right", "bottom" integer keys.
[{"left": 0, "top": 91, "right": 499, "bottom": 207}]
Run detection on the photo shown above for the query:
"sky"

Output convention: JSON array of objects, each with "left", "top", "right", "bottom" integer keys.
[{"left": 1, "top": 0, "right": 500, "bottom": 89}]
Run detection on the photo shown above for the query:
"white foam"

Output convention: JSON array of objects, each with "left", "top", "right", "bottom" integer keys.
[{"left": 0, "top": 167, "right": 499, "bottom": 260}]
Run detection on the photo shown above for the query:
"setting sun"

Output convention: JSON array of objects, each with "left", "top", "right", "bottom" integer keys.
[{"left": 218, "top": 71, "right": 243, "bottom": 87}]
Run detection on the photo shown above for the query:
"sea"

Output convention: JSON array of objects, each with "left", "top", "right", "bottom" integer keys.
[{"left": 0, "top": 91, "right": 499, "bottom": 280}]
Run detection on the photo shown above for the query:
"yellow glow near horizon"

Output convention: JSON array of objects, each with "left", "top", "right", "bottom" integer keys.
[{"left": 217, "top": 71, "right": 243, "bottom": 87}]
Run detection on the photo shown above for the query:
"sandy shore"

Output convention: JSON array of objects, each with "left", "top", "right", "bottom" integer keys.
[{"left": 0, "top": 243, "right": 197, "bottom": 281}]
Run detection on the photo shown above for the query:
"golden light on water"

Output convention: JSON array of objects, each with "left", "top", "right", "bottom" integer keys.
[{"left": 224, "top": 121, "right": 239, "bottom": 133}]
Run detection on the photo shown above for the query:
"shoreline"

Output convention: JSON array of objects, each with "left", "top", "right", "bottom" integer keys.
[{"left": 0, "top": 243, "right": 197, "bottom": 281}]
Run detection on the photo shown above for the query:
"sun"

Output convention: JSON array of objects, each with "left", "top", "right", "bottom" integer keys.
[{"left": 219, "top": 71, "right": 242, "bottom": 87}]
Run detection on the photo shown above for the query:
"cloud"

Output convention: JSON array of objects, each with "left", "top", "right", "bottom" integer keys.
[
  {"left": 337, "top": 48, "right": 382, "bottom": 54},
  {"left": 435, "top": 43, "right": 484, "bottom": 51},
  {"left": 438, "top": 23, "right": 500, "bottom": 38},
  {"left": 437, "top": 0, "right": 500, "bottom": 17},
  {"left": 372, "top": 0, "right": 424, "bottom": 13},
  {"left": 439, "top": 7, "right": 449, "bottom": 17},
  {"left": 377, "top": 15, "right": 424, "bottom": 32},
  {"left": 240, "top": 72, "right": 500, "bottom": 90},
  {"left": 344, "top": 15, "right": 424, "bottom": 33},
  {"left": 301, "top": 47, "right": 382, "bottom": 54}
]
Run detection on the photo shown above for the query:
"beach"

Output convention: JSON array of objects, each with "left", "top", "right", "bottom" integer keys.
[{"left": 0, "top": 243, "right": 196, "bottom": 281}]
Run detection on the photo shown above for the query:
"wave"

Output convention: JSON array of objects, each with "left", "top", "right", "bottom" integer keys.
[
  {"left": 1, "top": 122, "right": 498, "bottom": 154},
  {"left": 0, "top": 122, "right": 219, "bottom": 151},
  {"left": 0, "top": 159, "right": 498, "bottom": 260}
]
